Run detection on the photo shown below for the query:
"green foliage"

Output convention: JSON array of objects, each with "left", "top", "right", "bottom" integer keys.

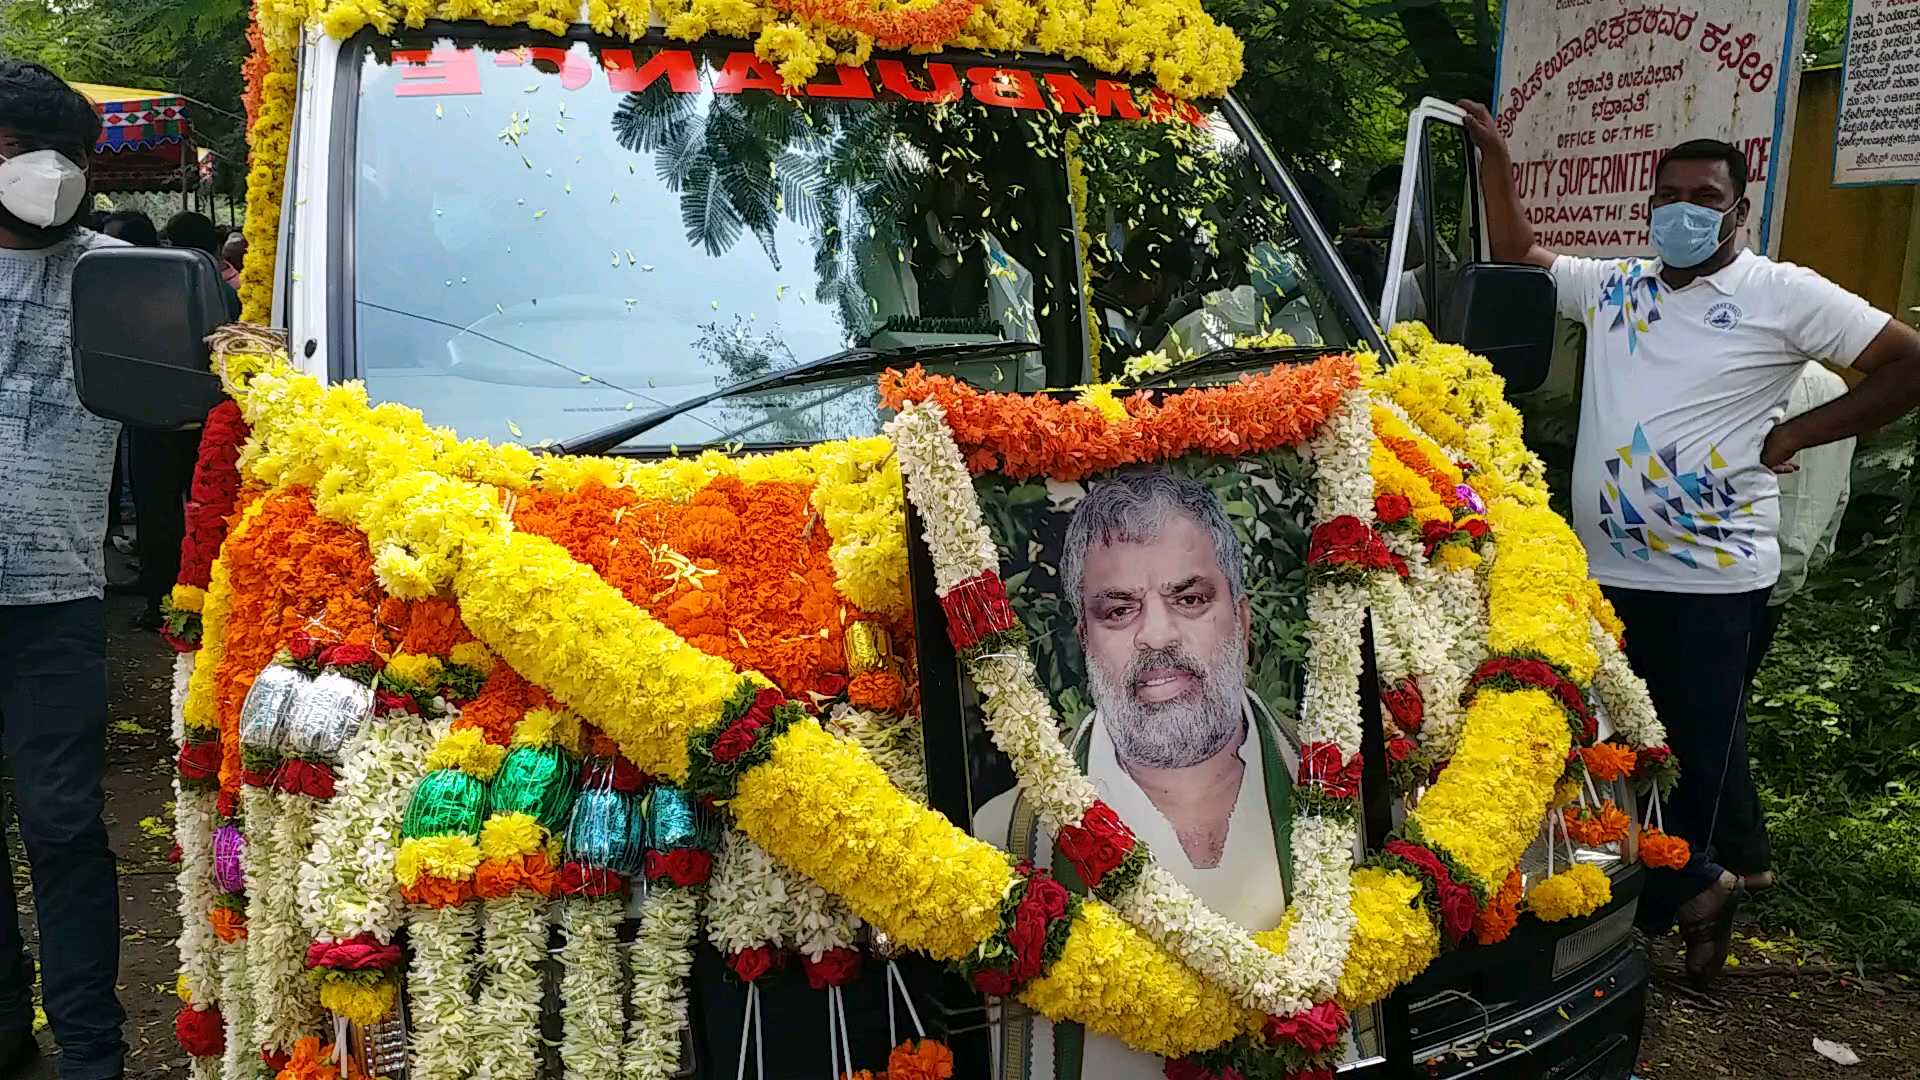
[
  {"left": 1748, "top": 529, "right": 1920, "bottom": 967},
  {"left": 1805, "top": 0, "right": 1851, "bottom": 68},
  {"left": 0, "top": 0, "right": 250, "bottom": 197}
]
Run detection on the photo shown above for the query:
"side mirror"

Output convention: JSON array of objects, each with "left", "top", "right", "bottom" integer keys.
[
  {"left": 71, "top": 247, "right": 229, "bottom": 430},
  {"left": 1440, "top": 262, "right": 1555, "bottom": 395}
]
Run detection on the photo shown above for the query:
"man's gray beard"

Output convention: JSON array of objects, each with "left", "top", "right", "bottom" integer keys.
[{"left": 1088, "top": 626, "right": 1246, "bottom": 770}]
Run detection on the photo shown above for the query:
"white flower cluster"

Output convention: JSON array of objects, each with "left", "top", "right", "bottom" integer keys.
[
  {"left": 624, "top": 886, "right": 700, "bottom": 1080},
  {"left": 296, "top": 711, "right": 440, "bottom": 944},
  {"left": 825, "top": 703, "right": 929, "bottom": 806},
  {"left": 788, "top": 865, "right": 863, "bottom": 963},
  {"left": 475, "top": 892, "right": 548, "bottom": 1080},
  {"left": 1588, "top": 620, "right": 1665, "bottom": 748},
  {"left": 883, "top": 403, "right": 1002, "bottom": 593},
  {"left": 173, "top": 782, "right": 220, "bottom": 1009},
  {"left": 170, "top": 652, "right": 193, "bottom": 742},
  {"left": 706, "top": 828, "right": 796, "bottom": 956},
  {"left": 559, "top": 896, "right": 627, "bottom": 1078},
  {"left": 216, "top": 926, "right": 254, "bottom": 1080},
  {"left": 407, "top": 903, "right": 481, "bottom": 1080},
  {"left": 251, "top": 792, "right": 322, "bottom": 1053},
  {"left": 888, "top": 390, "right": 1378, "bottom": 1019}
]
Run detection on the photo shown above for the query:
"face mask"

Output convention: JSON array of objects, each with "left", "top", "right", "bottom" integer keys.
[
  {"left": 1649, "top": 200, "right": 1731, "bottom": 269},
  {"left": 0, "top": 149, "right": 88, "bottom": 229}
]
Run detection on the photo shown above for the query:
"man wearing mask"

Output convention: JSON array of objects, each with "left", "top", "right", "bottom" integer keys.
[
  {"left": 1459, "top": 99, "right": 1920, "bottom": 985},
  {"left": 0, "top": 61, "right": 129, "bottom": 1079}
]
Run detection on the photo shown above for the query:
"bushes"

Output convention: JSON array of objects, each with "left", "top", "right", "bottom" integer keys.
[{"left": 1747, "top": 532, "right": 1920, "bottom": 968}]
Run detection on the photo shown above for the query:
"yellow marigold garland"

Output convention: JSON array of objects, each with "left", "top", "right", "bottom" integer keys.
[{"left": 236, "top": 63, "right": 293, "bottom": 323}]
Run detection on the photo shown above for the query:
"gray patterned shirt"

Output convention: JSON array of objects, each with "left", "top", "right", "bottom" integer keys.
[{"left": 1, "top": 228, "right": 125, "bottom": 605}]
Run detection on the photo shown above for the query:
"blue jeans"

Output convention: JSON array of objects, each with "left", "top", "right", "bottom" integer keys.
[{"left": 0, "top": 599, "right": 126, "bottom": 1079}]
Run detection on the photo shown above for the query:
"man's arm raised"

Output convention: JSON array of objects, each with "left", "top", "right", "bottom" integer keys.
[{"left": 1458, "top": 99, "right": 1557, "bottom": 269}]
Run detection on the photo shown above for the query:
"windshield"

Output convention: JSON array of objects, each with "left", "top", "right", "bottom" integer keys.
[{"left": 350, "top": 35, "right": 1363, "bottom": 450}]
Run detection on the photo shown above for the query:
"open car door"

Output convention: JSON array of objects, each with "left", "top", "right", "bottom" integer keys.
[{"left": 1379, "top": 97, "right": 1556, "bottom": 394}]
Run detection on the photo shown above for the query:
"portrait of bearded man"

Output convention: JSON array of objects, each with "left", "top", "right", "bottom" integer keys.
[{"left": 971, "top": 468, "right": 1305, "bottom": 1080}]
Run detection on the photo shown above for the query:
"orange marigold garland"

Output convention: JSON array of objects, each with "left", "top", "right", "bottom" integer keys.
[
  {"left": 1473, "top": 869, "right": 1523, "bottom": 946},
  {"left": 878, "top": 358, "right": 1360, "bottom": 480},
  {"left": 1638, "top": 827, "right": 1691, "bottom": 870},
  {"left": 770, "top": 0, "right": 979, "bottom": 46}
]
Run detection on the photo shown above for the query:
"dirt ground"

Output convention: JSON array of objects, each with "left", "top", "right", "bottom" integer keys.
[{"left": 5, "top": 591, "right": 1919, "bottom": 1078}]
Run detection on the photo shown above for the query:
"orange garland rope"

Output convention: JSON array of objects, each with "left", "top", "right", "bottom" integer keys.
[{"left": 878, "top": 356, "right": 1362, "bottom": 480}]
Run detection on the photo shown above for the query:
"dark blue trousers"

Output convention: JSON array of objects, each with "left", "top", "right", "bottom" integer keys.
[{"left": 0, "top": 599, "right": 125, "bottom": 1079}]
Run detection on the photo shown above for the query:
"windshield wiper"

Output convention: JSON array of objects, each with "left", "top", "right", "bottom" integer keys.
[
  {"left": 550, "top": 339, "right": 1042, "bottom": 456},
  {"left": 1132, "top": 343, "right": 1338, "bottom": 388}
]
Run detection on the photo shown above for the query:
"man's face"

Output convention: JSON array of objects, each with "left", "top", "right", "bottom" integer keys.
[
  {"left": 1078, "top": 514, "right": 1251, "bottom": 769},
  {"left": 1649, "top": 157, "right": 1748, "bottom": 235},
  {"left": 0, "top": 128, "right": 90, "bottom": 244}
]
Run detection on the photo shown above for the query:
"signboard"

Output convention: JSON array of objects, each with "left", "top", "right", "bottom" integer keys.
[
  {"left": 1493, "top": 2, "right": 1804, "bottom": 256},
  {"left": 1833, "top": 0, "right": 1920, "bottom": 186}
]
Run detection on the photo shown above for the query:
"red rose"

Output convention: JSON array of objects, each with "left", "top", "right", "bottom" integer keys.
[
  {"left": 261, "top": 1049, "right": 290, "bottom": 1071},
  {"left": 216, "top": 789, "right": 236, "bottom": 819},
  {"left": 318, "top": 643, "right": 381, "bottom": 671},
  {"left": 174, "top": 1005, "right": 224, "bottom": 1057},
  {"left": 177, "top": 740, "right": 221, "bottom": 782},
  {"left": 971, "top": 967, "right": 1016, "bottom": 997},
  {"left": 1462, "top": 518, "right": 1490, "bottom": 539},
  {"left": 1437, "top": 881, "right": 1479, "bottom": 944},
  {"left": 558, "top": 861, "right": 625, "bottom": 897},
  {"left": 708, "top": 717, "right": 764, "bottom": 764},
  {"left": 585, "top": 757, "right": 648, "bottom": 794},
  {"left": 803, "top": 946, "right": 862, "bottom": 989},
  {"left": 1384, "top": 840, "right": 1449, "bottom": 884},
  {"left": 285, "top": 631, "right": 318, "bottom": 662},
  {"left": 168, "top": 842, "right": 184, "bottom": 864},
  {"left": 1380, "top": 679, "right": 1424, "bottom": 732},
  {"left": 274, "top": 760, "right": 336, "bottom": 799},
  {"left": 730, "top": 945, "right": 782, "bottom": 983},
  {"left": 1265, "top": 999, "right": 1348, "bottom": 1054},
  {"left": 1024, "top": 873, "right": 1070, "bottom": 920},
  {"left": 375, "top": 689, "right": 418, "bottom": 716},
  {"left": 1639, "top": 745, "right": 1673, "bottom": 768},
  {"left": 240, "top": 767, "right": 273, "bottom": 789},
  {"left": 645, "top": 848, "right": 713, "bottom": 888},
  {"left": 1056, "top": 802, "right": 1135, "bottom": 887},
  {"left": 1420, "top": 519, "right": 1456, "bottom": 546},
  {"left": 1322, "top": 516, "right": 1368, "bottom": 546},
  {"left": 1007, "top": 905, "right": 1048, "bottom": 982},
  {"left": 1300, "top": 742, "right": 1361, "bottom": 799},
  {"left": 1389, "top": 552, "right": 1410, "bottom": 578},
  {"left": 1373, "top": 494, "right": 1413, "bottom": 524},
  {"left": 1162, "top": 1060, "right": 1215, "bottom": 1080},
  {"left": 814, "top": 673, "right": 848, "bottom": 698},
  {"left": 1387, "top": 737, "right": 1416, "bottom": 763}
]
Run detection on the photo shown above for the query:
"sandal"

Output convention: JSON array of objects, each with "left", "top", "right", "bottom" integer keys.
[{"left": 1678, "top": 873, "right": 1740, "bottom": 987}]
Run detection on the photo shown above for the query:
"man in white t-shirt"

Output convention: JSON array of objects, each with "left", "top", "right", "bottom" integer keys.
[{"left": 1460, "top": 99, "right": 1920, "bottom": 985}]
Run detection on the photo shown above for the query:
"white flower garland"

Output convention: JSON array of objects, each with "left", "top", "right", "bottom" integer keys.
[
  {"left": 824, "top": 703, "right": 929, "bottom": 806},
  {"left": 216, "top": 927, "right": 255, "bottom": 1080},
  {"left": 1588, "top": 620, "right": 1665, "bottom": 748},
  {"left": 297, "top": 710, "right": 440, "bottom": 944},
  {"left": 788, "top": 865, "right": 863, "bottom": 963},
  {"left": 174, "top": 782, "right": 221, "bottom": 1011},
  {"left": 886, "top": 395, "right": 1375, "bottom": 1017},
  {"left": 706, "top": 828, "right": 795, "bottom": 958},
  {"left": 558, "top": 895, "right": 627, "bottom": 1078},
  {"left": 624, "top": 885, "right": 699, "bottom": 1080},
  {"left": 250, "top": 791, "right": 322, "bottom": 1054},
  {"left": 475, "top": 892, "right": 548, "bottom": 1080},
  {"left": 407, "top": 902, "right": 481, "bottom": 1080},
  {"left": 171, "top": 652, "right": 194, "bottom": 742}
]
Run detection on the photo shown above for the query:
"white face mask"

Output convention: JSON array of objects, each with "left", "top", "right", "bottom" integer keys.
[{"left": 0, "top": 149, "right": 88, "bottom": 229}]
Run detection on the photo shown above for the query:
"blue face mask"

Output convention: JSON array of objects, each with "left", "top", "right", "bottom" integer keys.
[{"left": 1649, "top": 201, "right": 1731, "bottom": 268}]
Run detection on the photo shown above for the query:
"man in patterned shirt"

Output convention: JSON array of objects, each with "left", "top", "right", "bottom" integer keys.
[{"left": 0, "top": 60, "right": 128, "bottom": 1079}]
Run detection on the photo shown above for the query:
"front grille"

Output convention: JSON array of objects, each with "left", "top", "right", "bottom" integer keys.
[{"left": 1553, "top": 902, "right": 1636, "bottom": 980}]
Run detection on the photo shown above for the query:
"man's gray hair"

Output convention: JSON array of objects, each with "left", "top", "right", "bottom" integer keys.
[{"left": 1059, "top": 470, "right": 1246, "bottom": 622}]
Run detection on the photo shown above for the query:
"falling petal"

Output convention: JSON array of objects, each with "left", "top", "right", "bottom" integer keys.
[
  {"left": 624, "top": 402, "right": 634, "bottom": 410},
  {"left": 641, "top": 264, "right": 654, "bottom": 272},
  {"left": 434, "top": 104, "right": 444, "bottom": 119},
  {"left": 507, "top": 420, "right": 523, "bottom": 437},
  {"left": 564, "top": 183, "right": 572, "bottom": 194},
  {"left": 578, "top": 375, "right": 592, "bottom": 384},
  {"left": 533, "top": 209, "right": 547, "bottom": 220}
]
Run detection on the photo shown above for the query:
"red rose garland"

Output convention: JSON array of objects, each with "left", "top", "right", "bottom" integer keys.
[
  {"left": 1055, "top": 800, "right": 1146, "bottom": 895},
  {"left": 179, "top": 400, "right": 249, "bottom": 590},
  {"left": 958, "top": 864, "right": 1078, "bottom": 998},
  {"left": 802, "top": 945, "right": 863, "bottom": 989},
  {"left": 938, "top": 570, "right": 1022, "bottom": 653},
  {"left": 1306, "top": 516, "right": 1406, "bottom": 580},
  {"left": 728, "top": 944, "right": 783, "bottom": 983},
  {"left": 644, "top": 848, "right": 714, "bottom": 889},
  {"left": 1466, "top": 656, "right": 1596, "bottom": 746},
  {"left": 174, "top": 1004, "right": 225, "bottom": 1057}
]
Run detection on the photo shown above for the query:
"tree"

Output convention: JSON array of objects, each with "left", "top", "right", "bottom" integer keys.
[{"left": 0, "top": 0, "right": 251, "bottom": 200}]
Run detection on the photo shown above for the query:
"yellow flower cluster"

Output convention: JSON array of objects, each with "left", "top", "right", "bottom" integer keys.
[
  {"left": 1022, "top": 902, "right": 1258, "bottom": 1056},
  {"left": 1375, "top": 322, "right": 1547, "bottom": 507},
  {"left": 1073, "top": 384, "right": 1132, "bottom": 424},
  {"left": 1586, "top": 580, "right": 1626, "bottom": 642},
  {"left": 425, "top": 728, "right": 507, "bottom": 779},
  {"left": 1484, "top": 502, "right": 1598, "bottom": 685},
  {"left": 512, "top": 707, "right": 584, "bottom": 753},
  {"left": 1409, "top": 688, "right": 1571, "bottom": 890},
  {"left": 1336, "top": 866, "right": 1440, "bottom": 1009},
  {"left": 318, "top": 976, "right": 399, "bottom": 1027},
  {"left": 169, "top": 583, "right": 206, "bottom": 614},
  {"left": 448, "top": 641, "right": 496, "bottom": 674},
  {"left": 731, "top": 720, "right": 1009, "bottom": 960},
  {"left": 478, "top": 811, "right": 546, "bottom": 860},
  {"left": 383, "top": 652, "right": 443, "bottom": 689},
  {"left": 395, "top": 834, "right": 484, "bottom": 886},
  {"left": 278, "top": 0, "right": 1239, "bottom": 98},
  {"left": 236, "top": 65, "right": 294, "bottom": 323},
  {"left": 1526, "top": 863, "right": 1612, "bottom": 922}
]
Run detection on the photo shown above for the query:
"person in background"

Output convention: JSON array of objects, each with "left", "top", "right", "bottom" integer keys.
[
  {"left": 164, "top": 209, "right": 241, "bottom": 294},
  {"left": 221, "top": 231, "right": 246, "bottom": 277},
  {"left": 0, "top": 59, "right": 130, "bottom": 1080},
  {"left": 1462, "top": 97, "right": 1920, "bottom": 985},
  {"left": 98, "top": 209, "right": 156, "bottom": 247}
]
